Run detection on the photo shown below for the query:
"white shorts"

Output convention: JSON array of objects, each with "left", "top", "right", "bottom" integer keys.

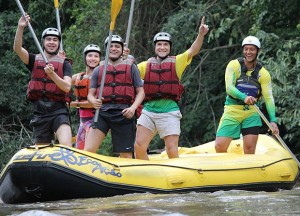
[{"left": 137, "top": 109, "right": 182, "bottom": 138}]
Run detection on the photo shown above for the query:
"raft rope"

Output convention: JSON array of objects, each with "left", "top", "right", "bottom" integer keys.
[
  {"left": 54, "top": 145, "right": 293, "bottom": 173},
  {"left": 25, "top": 144, "right": 294, "bottom": 173}
]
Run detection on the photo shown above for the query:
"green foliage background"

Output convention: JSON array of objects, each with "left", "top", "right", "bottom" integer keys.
[{"left": 0, "top": 0, "right": 299, "bottom": 169}]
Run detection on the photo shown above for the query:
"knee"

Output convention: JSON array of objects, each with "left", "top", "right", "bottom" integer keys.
[
  {"left": 165, "top": 144, "right": 179, "bottom": 158},
  {"left": 134, "top": 141, "right": 147, "bottom": 152},
  {"left": 165, "top": 144, "right": 177, "bottom": 153},
  {"left": 243, "top": 145, "right": 256, "bottom": 154},
  {"left": 215, "top": 141, "right": 227, "bottom": 153}
]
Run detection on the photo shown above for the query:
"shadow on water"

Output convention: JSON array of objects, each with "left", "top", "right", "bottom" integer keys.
[{"left": 1, "top": 183, "right": 300, "bottom": 216}]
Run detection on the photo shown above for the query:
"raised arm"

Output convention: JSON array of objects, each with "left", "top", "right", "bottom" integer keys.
[
  {"left": 13, "top": 15, "right": 30, "bottom": 65},
  {"left": 187, "top": 16, "right": 209, "bottom": 59}
]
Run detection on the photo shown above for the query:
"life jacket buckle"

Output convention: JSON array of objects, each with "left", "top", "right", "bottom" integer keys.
[{"left": 155, "top": 92, "right": 162, "bottom": 97}]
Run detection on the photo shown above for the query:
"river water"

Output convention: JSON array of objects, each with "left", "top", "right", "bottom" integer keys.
[{"left": 1, "top": 183, "right": 300, "bottom": 216}]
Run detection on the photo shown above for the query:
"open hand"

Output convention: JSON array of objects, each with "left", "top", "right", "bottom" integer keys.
[{"left": 18, "top": 14, "right": 30, "bottom": 28}]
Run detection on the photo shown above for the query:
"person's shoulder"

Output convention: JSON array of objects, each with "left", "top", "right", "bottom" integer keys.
[
  {"left": 137, "top": 60, "right": 147, "bottom": 67},
  {"left": 229, "top": 58, "right": 240, "bottom": 65},
  {"left": 64, "top": 58, "right": 73, "bottom": 65},
  {"left": 91, "top": 65, "right": 100, "bottom": 75},
  {"left": 259, "top": 66, "right": 270, "bottom": 78},
  {"left": 29, "top": 53, "right": 36, "bottom": 60},
  {"left": 72, "top": 71, "right": 84, "bottom": 78},
  {"left": 174, "top": 51, "right": 190, "bottom": 64},
  {"left": 225, "top": 59, "right": 240, "bottom": 73},
  {"left": 176, "top": 50, "right": 189, "bottom": 57},
  {"left": 226, "top": 59, "right": 240, "bottom": 69}
]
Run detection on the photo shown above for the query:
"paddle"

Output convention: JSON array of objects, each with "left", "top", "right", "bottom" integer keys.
[
  {"left": 54, "top": 0, "right": 63, "bottom": 51},
  {"left": 15, "top": 0, "right": 48, "bottom": 64},
  {"left": 125, "top": 0, "right": 135, "bottom": 48},
  {"left": 93, "top": 0, "right": 123, "bottom": 123},
  {"left": 254, "top": 104, "right": 300, "bottom": 167}
]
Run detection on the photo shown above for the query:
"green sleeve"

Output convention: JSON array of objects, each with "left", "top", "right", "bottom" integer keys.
[
  {"left": 225, "top": 60, "right": 247, "bottom": 101},
  {"left": 260, "top": 68, "right": 277, "bottom": 122}
]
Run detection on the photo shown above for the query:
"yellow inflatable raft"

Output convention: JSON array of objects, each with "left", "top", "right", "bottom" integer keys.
[{"left": 0, "top": 134, "right": 298, "bottom": 204}]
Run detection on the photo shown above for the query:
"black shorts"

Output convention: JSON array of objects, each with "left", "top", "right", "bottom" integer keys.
[
  {"left": 30, "top": 113, "right": 70, "bottom": 143},
  {"left": 241, "top": 126, "right": 260, "bottom": 136},
  {"left": 92, "top": 109, "right": 136, "bottom": 153}
]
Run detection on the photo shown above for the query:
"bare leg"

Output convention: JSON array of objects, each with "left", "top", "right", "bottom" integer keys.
[
  {"left": 164, "top": 135, "right": 179, "bottom": 158},
  {"left": 119, "top": 152, "right": 133, "bottom": 158},
  {"left": 84, "top": 127, "right": 106, "bottom": 153},
  {"left": 56, "top": 124, "right": 72, "bottom": 147},
  {"left": 215, "top": 137, "right": 233, "bottom": 153},
  {"left": 134, "top": 125, "right": 155, "bottom": 160},
  {"left": 243, "top": 134, "right": 258, "bottom": 154}
]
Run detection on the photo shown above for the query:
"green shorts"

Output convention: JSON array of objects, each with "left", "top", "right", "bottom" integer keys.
[{"left": 216, "top": 105, "right": 262, "bottom": 139}]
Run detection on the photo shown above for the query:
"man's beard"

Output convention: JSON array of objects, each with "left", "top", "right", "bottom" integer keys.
[
  {"left": 45, "top": 50, "right": 58, "bottom": 55},
  {"left": 110, "top": 55, "right": 121, "bottom": 62}
]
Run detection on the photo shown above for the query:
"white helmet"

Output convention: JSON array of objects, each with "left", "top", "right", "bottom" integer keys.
[
  {"left": 153, "top": 32, "right": 172, "bottom": 45},
  {"left": 83, "top": 44, "right": 101, "bottom": 66},
  {"left": 242, "top": 36, "right": 261, "bottom": 49},
  {"left": 83, "top": 44, "right": 101, "bottom": 55},
  {"left": 105, "top": 35, "right": 124, "bottom": 47},
  {"left": 41, "top": 27, "right": 61, "bottom": 40}
]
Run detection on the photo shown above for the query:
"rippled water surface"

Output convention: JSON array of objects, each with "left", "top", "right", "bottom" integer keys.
[{"left": 1, "top": 184, "right": 300, "bottom": 216}]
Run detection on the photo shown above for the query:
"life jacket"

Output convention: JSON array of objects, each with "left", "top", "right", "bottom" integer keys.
[
  {"left": 27, "top": 54, "right": 71, "bottom": 102},
  {"left": 96, "top": 59, "right": 135, "bottom": 104},
  {"left": 143, "top": 56, "right": 183, "bottom": 101},
  {"left": 234, "top": 57, "right": 262, "bottom": 99},
  {"left": 74, "top": 72, "right": 90, "bottom": 101}
]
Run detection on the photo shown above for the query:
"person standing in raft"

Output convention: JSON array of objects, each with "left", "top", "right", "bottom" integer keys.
[
  {"left": 84, "top": 35, "right": 144, "bottom": 158},
  {"left": 13, "top": 14, "right": 73, "bottom": 146},
  {"left": 215, "top": 36, "right": 279, "bottom": 154},
  {"left": 134, "top": 17, "right": 209, "bottom": 160},
  {"left": 70, "top": 44, "right": 101, "bottom": 150}
]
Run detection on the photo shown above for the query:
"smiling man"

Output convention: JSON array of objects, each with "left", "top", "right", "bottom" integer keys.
[
  {"left": 13, "top": 14, "right": 73, "bottom": 147},
  {"left": 215, "top": 36, "right": 279, "bottom": 154},
  {"left": 84, "top": 35, "right": 145, "bottom": 158},
  {"left": 134, "top": 17, "right": 209, "bottom": 160}
]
